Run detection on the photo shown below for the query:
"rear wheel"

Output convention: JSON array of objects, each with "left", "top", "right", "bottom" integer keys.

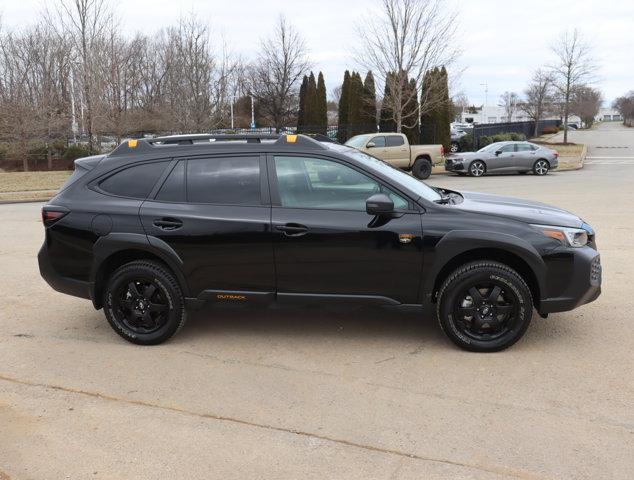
[
  {"left": 469, "top": 160, "right": 486, "bottom": 177},
  {"left": 103, "top": 260, "right": 186, "bottom": 345},
  {"left": 437, "top": 261, "right": 533, "bottom": 352},
  {"left": 412, "top": 157, "right": 432, "bottom": 179},
  {"left": 533, "top": 159, "right": 550, "bottom": 175}
]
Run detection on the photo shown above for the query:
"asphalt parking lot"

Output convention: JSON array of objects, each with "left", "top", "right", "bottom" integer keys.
[{"left": 1, "top": 123, "right": 633, "bottom": 479}]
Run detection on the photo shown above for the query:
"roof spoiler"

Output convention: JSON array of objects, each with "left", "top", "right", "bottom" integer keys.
[{"left": 108, "top": 133, "right": 327, "bottom": 156}]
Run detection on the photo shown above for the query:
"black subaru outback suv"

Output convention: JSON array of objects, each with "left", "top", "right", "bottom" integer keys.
[{"left": 38, "top": 134, "right": 601, "bottom": 352}]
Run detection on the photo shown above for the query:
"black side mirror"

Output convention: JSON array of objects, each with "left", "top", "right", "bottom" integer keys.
[
  {"left": 495, "top": 150, "right": 502, "bottom": 155},
  {"left": 366, "top": 193, "right": 394, "bottom": 215}
]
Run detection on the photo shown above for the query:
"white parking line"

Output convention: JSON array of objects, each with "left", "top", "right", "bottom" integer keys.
[{"left": 586, "top": 156, "right": 634, "bottom": 159}]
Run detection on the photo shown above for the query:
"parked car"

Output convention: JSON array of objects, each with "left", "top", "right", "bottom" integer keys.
[
  {"left": 38, "top": 133, "right": 601, "bottom": 352},
  {"left": 450, "top": 128, "right": 468, "bottom": 153},
  {"left": 345, "top": 133, "right": 444, "bottom": 179},
  {"left": 445, "top": 141, "right": 559, "bottom": 177}
]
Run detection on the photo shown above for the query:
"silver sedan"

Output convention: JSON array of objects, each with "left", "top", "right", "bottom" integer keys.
[{"left": 445, "top": 141, "right": 559, "bottom": 176}]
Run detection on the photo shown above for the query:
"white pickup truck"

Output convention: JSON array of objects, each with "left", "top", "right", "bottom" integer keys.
[{"left": 344, "top": 133, "right": 445, "bottom": 179}]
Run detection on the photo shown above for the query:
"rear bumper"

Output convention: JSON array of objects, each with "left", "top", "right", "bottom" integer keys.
[
  {"left": 38, "top": 243, "right": 92, "bottom": 300},
  {"left": 539, "top": 248, "right": 601, "bottom": 314}
]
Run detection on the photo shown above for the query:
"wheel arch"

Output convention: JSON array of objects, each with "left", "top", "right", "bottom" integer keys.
[
  {"left": 422, "top": 231, "right": 545, "bottom": 309},
  {"left": 90, "top": 233, "right": 189, "bottom": 309}
]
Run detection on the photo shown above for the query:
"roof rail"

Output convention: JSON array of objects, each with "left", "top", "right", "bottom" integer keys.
[{"left": 108, "top": 133, "right": 327, "bottom": 156}]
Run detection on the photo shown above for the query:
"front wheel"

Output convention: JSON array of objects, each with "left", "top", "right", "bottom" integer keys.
[
  {"left": 533, "top": 159, "right": 550, "bottom": 175},
  {"left": 469, "top": 160, "right": 486, "bottom": 177},
  {"left": 103, "top": 260, "right": 186, "bottom": 345},
  {"left": 412, "top": 157, "right": 432, "bottom": 179},
  {"left": 437, "top": 261, "right": 533, "bottom": 352}
]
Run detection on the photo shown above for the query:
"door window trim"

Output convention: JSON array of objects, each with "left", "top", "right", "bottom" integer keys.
[{"left": 266, "top": 153, "right": 418, "bottom": 213}]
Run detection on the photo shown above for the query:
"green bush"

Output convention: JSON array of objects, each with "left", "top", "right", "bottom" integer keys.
[
  {"left": 477, "top": 132, "right": 526, "bottom": 148},
  {"left": 458, "top": 134, "right": 474, "bottom": 151},
  {"left": 63, "top": 144, "right": 96, "bottom": 162}
]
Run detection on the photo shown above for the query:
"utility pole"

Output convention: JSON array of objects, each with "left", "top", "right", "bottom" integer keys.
[
  {"left": 70, "top": 71, "right": 78, "bottom": 143},
  {"left": 230, "top": 97, "right": 235, "bottom": 129},
  {"left": 250, "top": 96, "right": 255, "bottom": 129},
  {"left": 480, "top": 82, "right": 488, "bottom": 123}
]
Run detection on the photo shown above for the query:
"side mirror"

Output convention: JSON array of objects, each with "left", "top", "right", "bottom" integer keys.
[
  {"left": 366, "top": 141, "right": 376, "bottom": 148},
  {"left": 495, "top": 150, "right": 502, "bottom": 155},
  {"left": 366, "top": 193, "right": 394, "bottom": 215}
]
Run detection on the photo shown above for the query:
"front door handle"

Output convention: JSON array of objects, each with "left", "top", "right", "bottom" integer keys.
[
  {"left": 275, "top": 223, "right": 308, "bottom": 237},
  {"left": 153, "top": 217, "right": 183, "bottom": 230}
]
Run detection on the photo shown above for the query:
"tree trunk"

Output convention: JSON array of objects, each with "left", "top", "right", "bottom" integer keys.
[{"left": 47, "top": 148, "right": 53, "bottom": 170}]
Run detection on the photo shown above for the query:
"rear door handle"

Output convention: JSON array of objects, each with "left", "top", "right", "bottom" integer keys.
[
  {"left": 275, "top": 223, "right": 308, "bottom": 237},
  {"left": 153, "top": 217, "right": 183, "bottom": 230}
]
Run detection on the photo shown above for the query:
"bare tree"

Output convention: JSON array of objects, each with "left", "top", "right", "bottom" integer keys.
[
  {"left": 520, "top": 69, "right": 554, "bottom": 136},
  {"left": 246, "top": 15, "right": 310, "bottom": 131},
  {"left": 569, "top": 85, "right": 602, "bottom": 128},
  {"left": 53, "top": 0, "right": 113, "bottom": 151},
  {"left": 498, "top": 91, "right": 520, "bottom": 123},
  {"left": 613, "top": 91, "right": 634, "bottom": 126},
  {"left": 549, "top": 29, "right": 597, "bottom": 143},
  {"left": 354, "top": 0, "right": 459, "bottom": 132}
]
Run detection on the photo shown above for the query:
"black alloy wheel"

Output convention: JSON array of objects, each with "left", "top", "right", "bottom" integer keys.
[
  {"left": 104, "top": 260, "right": 186, "bottom": 345},
  {"left": 437, "top": 261, "right": 533, "bottom": 352}
]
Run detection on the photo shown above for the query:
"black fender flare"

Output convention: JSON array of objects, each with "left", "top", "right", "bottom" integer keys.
[
  {"left": 420, "top": 230, "right": 546, "bottom": 304},
  {"left": 89, "top": 233, "right": 190, "bottom": 307}
]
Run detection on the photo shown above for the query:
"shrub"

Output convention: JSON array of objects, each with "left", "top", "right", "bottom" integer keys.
[
  {"left": 542, "top": 126, "right": 559, "bottom": 135},
  {"left": 457, "top": 133, "right": 474, "bottom": 151},
  {"left": 62, "top": 144, "right": 95, "bottom": 162}
]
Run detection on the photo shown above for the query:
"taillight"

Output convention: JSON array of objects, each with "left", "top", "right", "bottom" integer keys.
[
  {"left": 42, "top": 206, "right": 69, "bottom": 226},
  {"left": 440, "top": 145, "right": 445, "bottom": 156},
  {"left": 554, "top": 151, "right": 559, "bottom": 157}
]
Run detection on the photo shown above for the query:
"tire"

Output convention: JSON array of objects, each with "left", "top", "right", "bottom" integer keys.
[
  {"left": 533, "top": 159, "right": 550, "bottom": 175},
  {"left": 103, "top": 260, "right": 186, "bottom": 345},
  {"left": 412, "top": 157, "right": 432, "bottom": 179},
  {"left": 518, "top": 171, "right": 528, "bottom": 175},
  {"left": 437, "top": 261, "right": 533, "bottom": 352},
  {"left": 450, "top": 142, "right": 459, "bottom": 153},
  {"left": 468, "top": 160, "right": 486, "bottom": 177}
]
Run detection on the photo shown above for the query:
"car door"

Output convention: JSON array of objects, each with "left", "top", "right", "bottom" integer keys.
[
  {"left": 365, "top": 135, "right": 388, "bottom": 160},
  {"left": 384, "top": 135, "right": 410, "bottom": 167},
  {"left": 515, "top": 143, "right": 537, "bottom": 170},
  {"left": 487, "top": 143, "right": 516, "bottom": 172},
  {"left": 268, "top": 154, "right": 423, "bottom": 304},
  {"left": 139, "top": 155, "right": 275, "bottom": 301}
]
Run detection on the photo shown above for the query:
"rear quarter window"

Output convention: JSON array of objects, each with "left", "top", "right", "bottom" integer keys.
[{"left": 99, "top": 161, "right": 168, "bottom": 199}]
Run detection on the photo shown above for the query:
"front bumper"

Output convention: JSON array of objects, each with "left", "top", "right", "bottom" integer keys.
[
  {"left": 445, "top": 158, "right": 466, "bottom": 172},
  {"left": 539, "top": 247, "right": 601, "bottom": 314},
  {"left": 38, "top": 242, "right": 92, "bottom": 300}
]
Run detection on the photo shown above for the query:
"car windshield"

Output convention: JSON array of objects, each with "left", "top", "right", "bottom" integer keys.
[
  {"left": 345, "top": 134, "right": 372, "bottom": 148},
  {"left": 477, "top": 142, "right": 504, "bottom": 153},
  {"left": 330, "top": 145, "right": 442, "bottom": 202}
]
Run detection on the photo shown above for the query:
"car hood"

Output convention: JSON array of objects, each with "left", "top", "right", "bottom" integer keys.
[{"left": 454, "top": 191, "right": 582, "bottom": 228}]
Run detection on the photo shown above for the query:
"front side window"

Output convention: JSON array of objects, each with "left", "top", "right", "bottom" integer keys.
[
  {"left": 99, "top": 161, "right": 168, "bottom": 199},
  {"left": 370, "top": 136, "right": 386, "bottom": 147},
  {"left": 187, "top": 156, "right": 260, "bottom": 205},
  {"left": 500, "top": 144, "right": 515, "bottom": 153},
  {"left": 274, "top": 156, "right": 408, "bottom": 211},
  {"left": 386, "top": 135, "right": 405, "bottom": 147}
]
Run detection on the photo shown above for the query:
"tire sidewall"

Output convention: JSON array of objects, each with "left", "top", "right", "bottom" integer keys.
[
  {"left": 413, "top": 158, "right": 432, "bottom": 179},
  {"left": 533, "top": 160, "right": 550, "bottom": 175},
  {"left": 469, "top": 161, "right": 485, "bottom": 177},
  {"left": 104, "top": 263, "right": 185, "bottom": 345},
  {"left": 438, "top": 265, "right": 532, "bottom": 352}
]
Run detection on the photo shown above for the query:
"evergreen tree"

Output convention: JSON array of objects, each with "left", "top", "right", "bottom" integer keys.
[
  {"left": 438, "top": 66, "right": 451, "bottom": 151},
  {"left": 316, "top": 71, "right": 328, "bottom": 134},
  {"left": 361, "top": 71, "right": 377, "bottom": 132},
  {"left": 402, "top": 78, "right": 420, "bottom": 144},
  {"left": 420, "top": 68, "right": 438, "bottom": 144},
  {"left": 347, "top": 72, "right": 365, "bottom": 138},
  {"left": 297, "top": 75, "right": 308, "bottom": 132},
  {"left": 337, "top": 70, "right": 351, "bottom": 142},
  {"left": 379, "top": 72, "right": 396, "bottom": 132},
  {"left": 305, "top": 72, "right": 318, "bottom": 132}
]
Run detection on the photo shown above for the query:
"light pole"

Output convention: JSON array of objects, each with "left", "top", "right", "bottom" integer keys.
[
  {"left": 230, "top": 96, "right": 234, "bottom": 129},
  {"left": 480, "top": 82, "right": 488, "bottom": 123},
  {"left": 250, "top": 96, "right": 255, "bottom": 129}
]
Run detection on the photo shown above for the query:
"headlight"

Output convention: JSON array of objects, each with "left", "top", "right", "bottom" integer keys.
[{"left": 532, "top": 224, "right": 589, "bottom": 247}]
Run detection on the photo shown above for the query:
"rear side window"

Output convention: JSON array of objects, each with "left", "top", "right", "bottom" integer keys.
[
  {"left": 386, "top": 136, "right": 405, "bottom": 147},
  {"left": 99, "top": 162, "right": 168, "bottom": 199},
  {"left": 187, "top": 156, "right": 261, "bottom": 205}
]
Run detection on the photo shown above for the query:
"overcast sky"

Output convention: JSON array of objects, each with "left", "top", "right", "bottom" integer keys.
[{"left": 2, "top": 0, "right": 632, "bottom": 106}]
